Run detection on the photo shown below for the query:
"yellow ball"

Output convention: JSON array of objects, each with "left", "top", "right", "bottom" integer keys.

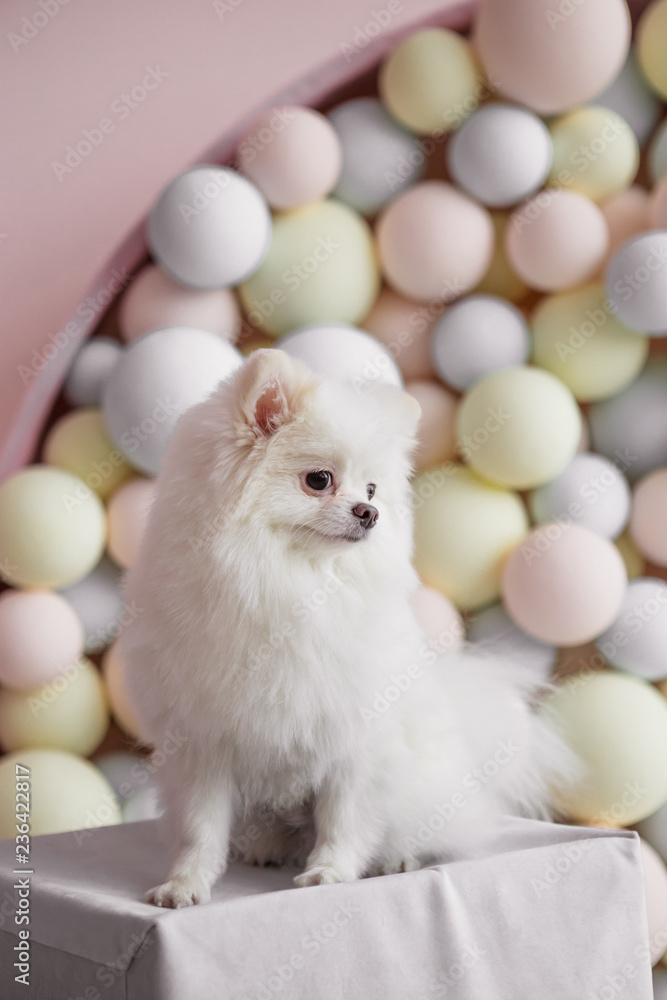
[
  {"left": 103, "top": 642, "right": 141, "bottom": 740},
  {"left": 531, "top": 283, "right": 649, "bottom": 402},
  {"left": 456, "top": 366, "right": 581, "bottom": 489},
  {"left": 43, "top": 408, "right": 133, "bottom": 501},
  {"left": 0, "top": 657, "right": 109, "bottom": 756},
  {"left": 637, "top": 0, "right": 667, "bottom": 100},
  {"left": 474, "top": 212, "right": 530, "bottom": 304},
  {"left": 239, "top": 199, "right": 379, "bottom": 335},
  {"left": 0, "top": 748, "right": 121, "bottom": 837},
  {"left": 379, "top": 28, "right": 481, "bottom": 135},
  {"left": 0, "top": 466, "right": 107, "bottom": 589},
  {"left": 615, "top": 531, "right": 645, "bottom": 580},
  {"left": 413, "top": 464, "right": 528, "bottom": 610},
  {"left": 548, "top": 107, "right": 639, "bottom": 202},
  {"left": 541, "top": 671, "right": 667, "bottom": 825}
]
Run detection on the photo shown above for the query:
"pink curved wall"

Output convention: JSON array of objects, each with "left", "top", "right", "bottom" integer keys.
[{"left": 0, "top": 0, "right": 475, "bottom": 480}]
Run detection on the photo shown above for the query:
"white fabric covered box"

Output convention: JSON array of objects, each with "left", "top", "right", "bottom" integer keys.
[{"left": 0, "top": 816, "right": 654, "bottom": 999}]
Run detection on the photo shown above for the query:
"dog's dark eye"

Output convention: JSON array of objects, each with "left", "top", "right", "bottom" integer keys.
[
  {"left": 367, "top": 484, "right": 376, "bottom": 500},
  {"left": 306, "top": 471, "right": 332, "bottom": 491}
]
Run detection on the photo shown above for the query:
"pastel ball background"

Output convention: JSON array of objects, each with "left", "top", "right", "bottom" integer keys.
[{"left": 3, "top": 0, "right": 667, "bottom": 970}]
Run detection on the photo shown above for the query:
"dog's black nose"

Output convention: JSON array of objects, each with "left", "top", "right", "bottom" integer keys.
[{"left": 352, "top": 503, "right": 379, "bottom": 529}]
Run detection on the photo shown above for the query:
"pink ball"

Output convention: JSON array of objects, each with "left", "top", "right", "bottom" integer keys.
[
  {"left": 506, "top": 190, "right": 609, "bottom": 291},
  {"left": 650, "top": 174, "right": 667, "bottom": 229},
  {"left": 376, "top": 182, "right": 494, "bottom": 302},
  {"left": 410, "top": 585, "right": 463, "bottom": 652},
  {"left": 0, "top": 590, "right": 84, "bottom": 690},
  {"left": 237, "top": 105, "right": 341, "bottom": 210},
  {"left": 630, "top": 469, "right": 667, "bottom": 567},
  {"left": 406, "top": 379, "right": 458, "bottom": 472},
  {"left": 502, "top": 524, "right": 627, "bottom": 645},
  {"left": 119, "top": 265, "right": 241, "bottom": 343},
  {"left": 363, "top": 287, "right": 437, "bottom": 381},
  {"left": 641, "top": 838, "right": 667, "bottom": 965},
  {"left": 600, "top": 186, "right": 651, "bottom": 271},
  {"left": 107, "top": 478, "right": 155, "bottom": 570}
]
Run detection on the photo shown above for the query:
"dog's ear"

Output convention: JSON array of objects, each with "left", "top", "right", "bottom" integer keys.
[{"left": 235, "top": 349, "right": 311, "bottom": 437}]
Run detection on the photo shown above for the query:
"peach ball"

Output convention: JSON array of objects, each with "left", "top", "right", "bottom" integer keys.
[
  {"left": 107, "top": 478, "right": 155, "bottom": 570},
  {"left": 237, "top": 105, "right": 341, "bottom": 210},
  {"left": 630, "top": 469, "right": 667, "bottom": 567},
  {"left": 376, "top": 182, "right": 494, "bottom": 302},
  {"left": 0, "top": 590, "right": 84, "bottom": 691},
  {"left": 502, "top": 524, "right": 627, "bottom": 646},
  {"left": 119, "top": 264, "right": 241, "bottom": 343},
  {"left": 103, "top": 642, "right": 141, "bottom": 740},
  {"left": 363, "top": 287, "right": 436, "bottom": 381},
  {"left": 410, "top": 585, "right": 463, "bottom": 652},
  {"left": 474, "top": 0, "right": 630, "bottom": 115},
  {"left": 406, "top": 380, "right": 458, "bottom": 472},
  {"left": 600, "top": 186, "right": 651, "bottom": 270},
  {"left": 506, "top": 190, "right": 609, "bottom": 292}
]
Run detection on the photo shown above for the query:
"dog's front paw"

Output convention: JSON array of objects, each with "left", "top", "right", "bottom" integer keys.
[
  {"left": 293, "top": 865, "right": 348, "bottom": 888},
  {"left": 145, "top": 876, "right": 211, "bottom": 908},
  {"left": 370, "top": 857, "right": 420, "bottom": 876}
]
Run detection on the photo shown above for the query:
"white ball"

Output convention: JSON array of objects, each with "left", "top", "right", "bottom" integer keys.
[
  {"left": 148, "top": 166, "right": 271, "bottom": 289},
  {"left": 593, "top": 51, "right": 661, "bottom": 146},
  {"left": 102, "top": 327, "right": 244, "bottom": 475},
  {"left": 64, "top": 338, "right": 122, "bottom": 407},
  {"left": 430, "top": 295, "right": 530, "bottom": 391},
  {"left": 59, "top": 556, "right": 124, "bottom": 654},
  {"left": 95, "top": 751, "right": 150, "bottom": 801},
  {"left": 467, "top": 603, "right": 556, "bottom": 680},
  {"left": 123, "top": 785, "right": 163, "bottom": 822},
  {"left": 638, "top": 799, "right": 667, "bottom": 862},
  {"left": 589, "top": 361, "right": 667, "bottom": 481},
  {"left": 606, "top": 231, "right": 667, "bottom": 334},
  {"left": 596, "top": 577, "right": 667, "bottom": 681},
  {"left": 529, "top": 453, "right": 631, "bottom": 540},
  {"left": 446, "top": 103, "right": 553, "bottom": 208},
  {"left": 328, "top": 97, "right": 425, "bottom": 215},
  {"left": 277, "top": 325, "right": 403, "bottom": 390},
  {"left": 649, "top": 119, "right": 667, "bottom": 186}
]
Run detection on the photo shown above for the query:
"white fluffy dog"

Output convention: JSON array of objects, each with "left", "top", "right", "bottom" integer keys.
[{"left": 122, "top": 349, "right": 572, "bottom": 908}]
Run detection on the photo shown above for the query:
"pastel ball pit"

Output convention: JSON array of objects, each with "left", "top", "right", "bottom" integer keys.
[
  {"left": 593, "top": 51, "right": 661, "bottom": 147},
  {"left": 102, "top": 326, "right": 244, "bottom": 476},
  {"left": 456, "top": 366, "right": 581, "bottom": 491},
  {"left": 363, "top": 287, "right": 436, "bottom": 382},
  {"left": 600, "top": 186, "right": 651, "bottom": 271},
  {"left": 103, "top": 642, "right": 142, "bottom": 740},
  {"left": 95, "top": 751, "right": 152, "bottom": 802},
  {"left": 240, "top": 199, "right": 380, "bottom": 335},
  {"left": 589, "top": 361, "right": 667, "bottom": 482},
  {"left": 376, "top": 181, "right": 494, "bottom": 303},
  {"left": 0, "top": 590, "right": 84, "bottom": 691},
  {"left": 119, "top": 264, "right": 241, "bottom": 343},
  {"left": 474, "top": 0, "right": 630, "bottom": 115},
  {"left": 43, "top": 408, "right": 134, "bottom": 501},
  {"left": 467, "top": 603, "right": 556, "bottom": 680},
  {"left": 596, "top": 578, "right": 667, "bottom": 682},
  {"left": 529, "top": 453, "right": 631, "bottom": 541},
  {"left": 446, "top": 103, "right": 553, "bottom": 209},
  {"left": 474, "top": 213, "right": 529, "bottom": 304},
  {"left": 0, "top": 466, "right": 107, "bottom": 589},
  {"left": 328, "top": 98, "right": 425, "bottom": 216},
  {"left": 0, "top": 657, "right": 109, "bottom": 757},
  {"left": 406, "top": 380, "right": 458, "bottom": 472},
  {"left": 413, "top": 464, "right": 529, "bottom": 611},
  {"left": 379, "top": 27, "right": 481, "bottom": 135},
  {"left": 107, "top": 478, "right": 155, "bottom": 570},
  {"left": 0, "top": 748, "right": 122, "bottom": 838},
  {"left": 540, "top": 670, "right": 667, "bottom": 826},
  {"left": 636, "top": 0, "right": 667, "bottom": 101},
  {"left": 431, "top": 294, "right": 530, "bottom": 391},
  {"left": 238, "top": 105, "right": 341, "bottom": 211},
  {"left": 502, "top": 524, "right": 627, "bottom": 646},
  {"left": 605, "top": 231, "right": 667, "bottom": 335},
  {"left": 59, "top": 556, "right": 124, "bottom": 654},
  {"left": 547, "top": 107, "right": 639, "bottom": 204},
  {"left": 630, "top": 469, "right": 667, "bottom": 567},
  {"left": 148, "top": 166, "right": 272, "bottom": 290},
  {"left": 506, "top": 190, "right": 609, "bottom": 293},
  {"left": 64, "top": 337, "right": 122, "bottom": 408},
  {"left": 277, "top": 325, "right": 402, "bottom": 390},
  {"left": 649, "top": 120, "right": 667, "bottom": 186}
]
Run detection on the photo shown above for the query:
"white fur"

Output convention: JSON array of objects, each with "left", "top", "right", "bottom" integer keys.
[{"left": 121, "top": 350, "right": 574, "bottom": 907}]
